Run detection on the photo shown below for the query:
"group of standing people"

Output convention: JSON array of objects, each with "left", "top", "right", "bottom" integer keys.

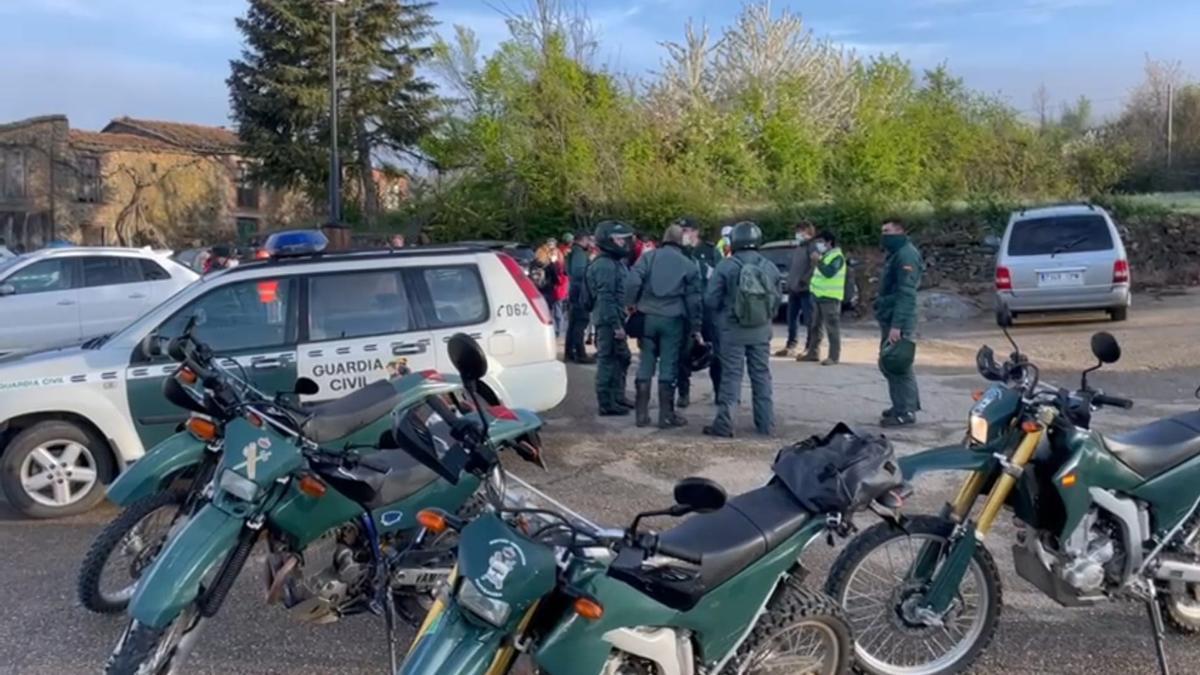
[{"left": 576, "top": 216, "right": 926, "bottom": 434}]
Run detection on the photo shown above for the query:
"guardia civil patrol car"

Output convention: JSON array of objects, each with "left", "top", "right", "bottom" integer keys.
[{"left": 0, "top": 232, "right": 566, "bottom": 518}]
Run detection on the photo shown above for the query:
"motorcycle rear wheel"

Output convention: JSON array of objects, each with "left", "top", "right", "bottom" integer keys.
[
  {"left": 730, "top": 582, "right": 852, "bottom": 675},
  {"left": 825, "top": 515, "right": 1002, "bottom": 675}
]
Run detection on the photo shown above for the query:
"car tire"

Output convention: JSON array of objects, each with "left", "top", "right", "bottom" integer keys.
[
  {"left": 1110, "top": 306, "right": 1128, "bottom": 322},
  {"left": 0, "top": 420, "right": 113, "bottom": 518}
]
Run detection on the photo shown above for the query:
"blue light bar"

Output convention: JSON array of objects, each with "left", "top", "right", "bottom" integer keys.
[{"left": 264, "top": 229, "right": 328, "bottom": 258}]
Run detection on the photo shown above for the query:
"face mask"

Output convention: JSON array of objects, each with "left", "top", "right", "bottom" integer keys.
[
  {"left": 881, "top": 233, "right": 906, "bottom": 252},
  {"left": 795, "top": 232, "right": 807, "bottom": 242},
  {"left": 814, "top": 241, "right": 828, "bottom": 254}
]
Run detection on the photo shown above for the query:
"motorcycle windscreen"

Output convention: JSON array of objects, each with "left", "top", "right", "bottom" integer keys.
[{"left": 456, "top": 513, "right": 557, "bottom": 631}]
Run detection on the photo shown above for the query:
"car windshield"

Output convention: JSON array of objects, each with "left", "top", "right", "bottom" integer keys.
[{"left": 1007, "top": 215, "right": 1114, "bottom": 257}]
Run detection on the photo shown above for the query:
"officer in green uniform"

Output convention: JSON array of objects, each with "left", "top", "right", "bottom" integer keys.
[
  {"left": 673, "top": 218, "right": 710, "bottom": 409},
  {"left": 703, "top": 222, "right": 781, "bottom": 438},
  {"left": 625, "top": 223, "right": 702, "bottom": 428},
  {"left": 565, "top": 230, "right": 595, "bottom": 364},
  {"left": 803, "top": 229, "right": 846, "bottom": 366},
  {"left": 875, "top": 218, "right": 924, "bottom": 426},
  {"left": 587, "top": 221, "right": 635, "bottom": 416}
]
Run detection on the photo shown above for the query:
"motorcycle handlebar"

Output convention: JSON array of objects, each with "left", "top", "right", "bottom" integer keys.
[{"left": 1093, "top": 392, "right": 1134, "bottom": 409}]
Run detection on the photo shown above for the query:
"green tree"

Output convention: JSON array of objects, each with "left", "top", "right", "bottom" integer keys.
[{"left": 228, "top": 0, "right": 439, "bottom": 222}]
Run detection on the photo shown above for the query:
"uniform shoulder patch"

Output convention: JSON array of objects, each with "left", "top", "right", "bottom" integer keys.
[{"left": 901, "top": 264, "right": 914, "bottom": 272}]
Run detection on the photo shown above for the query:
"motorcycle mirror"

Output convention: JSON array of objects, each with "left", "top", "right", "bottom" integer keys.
[
  {"left": 673, "top": 477, "right": 727, "bottom": 514},
  {"left": 293, "top": 377, "right": 320, "bottom": 396},
  {"left": 1091, "top": 332, "right": 1121, "bottom": 364},
  {"left": 448, "top": 333, "right": 488, "bottom": 383}
]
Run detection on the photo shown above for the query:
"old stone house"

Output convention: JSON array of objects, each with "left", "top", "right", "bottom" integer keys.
[{"left": 0, "top": 114, "right": 311, "bottom": 250}]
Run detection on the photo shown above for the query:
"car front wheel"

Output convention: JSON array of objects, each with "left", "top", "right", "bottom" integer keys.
[{"left": 0, "top": 420, "right": 113, "bottom": 518}]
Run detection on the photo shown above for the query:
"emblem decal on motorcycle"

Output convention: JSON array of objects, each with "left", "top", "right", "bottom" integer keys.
[
  {"left": 477, "top": 539, "right": 526, "bottom": 598},
  {"left": 257, "top": 437, "right": 272, "bottom": 449},
  {"left": 380, "top": 511, "right": 404, "bottom": 526},
  {"left": 235, "top": 441, "right": 272, "bottom": 480}
]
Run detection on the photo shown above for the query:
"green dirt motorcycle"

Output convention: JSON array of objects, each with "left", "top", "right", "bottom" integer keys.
[
  {"left": 104, "top": 327, "right": 546, "bottom": 675},
  {"left": 396, "top": 334, "right": 909, "bottom": 675},
  {"left": 827, "top": 313, "right": 1200, "bottom": 675}
]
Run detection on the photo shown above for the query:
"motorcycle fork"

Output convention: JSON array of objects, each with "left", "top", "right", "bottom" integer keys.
[{"left": 922, "top": 422, "right": 1047, "bottom": 614}]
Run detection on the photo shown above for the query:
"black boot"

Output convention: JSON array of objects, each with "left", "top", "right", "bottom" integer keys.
[
  {"left": 634, "top": 381, "right": 652, "bottom": 427},
  {"left": 658, "top": 382, "right": 687, "bottom": 428},
  {"left": 616, "top": 373, "right": 634, "bottom": 409},
  {"left": 676, "top": 380, "right": 690, "bottom": 409}
]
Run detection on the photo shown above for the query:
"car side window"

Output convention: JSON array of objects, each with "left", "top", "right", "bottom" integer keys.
[
  {"left": 139, "top": 258, "right": 171, "bottom": 281},
  {"left": 80, "top": 256, "right": 141, "bottom": 287},
  {"left": 420, "top": 265, "right": 488, "bottom": 327},
  {"left": 4, "top": 259, "right": 75, "bottom": 294},
  {"left": 155, "top": 277, "right": 295, "bottom": 354},
  {"left": 307, "top": 269, "right": 415, "bottom": 341}
]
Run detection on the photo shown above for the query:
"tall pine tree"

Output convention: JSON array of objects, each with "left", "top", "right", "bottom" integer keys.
[{"left": 228, "top": 0, "right": 438, "bottom": 222}]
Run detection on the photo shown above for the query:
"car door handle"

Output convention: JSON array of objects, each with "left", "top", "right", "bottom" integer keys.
[
  {"left": 57, "top": 299, "right": 76, "bottom": 306},
  {"left": 252, "top": 358, "right": 283, "bottom": 370}
]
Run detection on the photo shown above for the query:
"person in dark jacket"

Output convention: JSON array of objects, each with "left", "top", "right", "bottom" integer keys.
[
  {"left": 776, "top": 222, "right": 816, "bottom": 357},
  {"left": 702, "top": 222, "right": 781, "bottom": 438},
  {"left": 674, "top": 218, "right": 710, "bottom": 409},
  {"left": 587, "top": 221, "right": 635, "bottom": 415},
  {"left": 875, "top": 219, "right": 924, "bottom": 427},
  {"left": 624, "top": 223, "right": 702, "bottom": 428},
  {"left": 564, "top": 231, "right": 595, "bottom": 364}
]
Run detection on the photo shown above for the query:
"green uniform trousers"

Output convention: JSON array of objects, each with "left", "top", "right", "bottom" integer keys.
[
  {"left": 809, "top": 298, "right": 842, "bottom": 363},
  {"left": 879, "top": 326, "right": 920, "bottom": 415},
  {"left": 636, "top": 315, "right": 686, "bottom": 385},
  {"left": 711, "top": 337, "right": 774, "bottom": 435},
  {"left": 595, "top": 324, "right": 632, "bottom": 411}
]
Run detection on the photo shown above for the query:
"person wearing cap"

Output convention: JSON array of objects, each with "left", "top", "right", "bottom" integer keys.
[
  {"left": 673, "top": 218, "right": 707, "bottom": 409},
  {"left": 565, "top": 230, "right": 595, "bottom": 363}
]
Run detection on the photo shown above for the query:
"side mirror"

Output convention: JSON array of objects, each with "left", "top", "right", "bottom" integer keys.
[
  {"left": 0, "top": 283, "right": 14, "bottom": 297},
  {"left": 293, "top": 377, "right": 320, "bottom": 396},
  {"left": 673, "top": 477, "right": 726, "bottom": 514},
  {"left": 1091, "top": 331, "right": 1121, "bottom": 364},
  {"left": 138, "top": 332, "right": 163, "bottom": 361},
  {"left": 448, "top": 332, "right": 488, "bottom": 383}
]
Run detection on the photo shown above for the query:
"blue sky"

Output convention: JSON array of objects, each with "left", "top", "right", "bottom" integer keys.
[{"left": 1, "top": 0, "right": 1196, "bottom": 131}]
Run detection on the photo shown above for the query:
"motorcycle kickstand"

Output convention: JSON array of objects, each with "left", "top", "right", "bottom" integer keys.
[
  {"left": 1145, "top": 584, "right": 1171, "bottom": 675},
  {"left": 384, "top": 590, "right": 399, "bottom": 674}
]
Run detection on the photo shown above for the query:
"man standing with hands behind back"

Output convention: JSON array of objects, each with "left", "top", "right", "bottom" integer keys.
[{"left": 875, "top": 218, "right": 924, "bottom": 427}]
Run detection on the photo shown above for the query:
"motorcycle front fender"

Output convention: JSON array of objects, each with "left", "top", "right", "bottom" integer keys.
[
  {"left": 399, "top": 604, "right": 507, "bottom": 675},
  {"left": 899, "top": 443, "right": 994, "bottom": 481},
  {"left": 107, "top": 431, "right": 207, "bottom": 507},
  {"left": 128, "top": 503, "right": 243, "bottom": 629}
]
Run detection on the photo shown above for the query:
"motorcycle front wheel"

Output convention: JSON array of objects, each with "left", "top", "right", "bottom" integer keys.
[
  {"left": 825, "top": 515, "right": 1002, "bottom": 675},
  {"left": 105, "top": 605, "right": 204, "bottom": 675},
  {"left": 78, "top": 490, "right": 189, "bottom": 614}
]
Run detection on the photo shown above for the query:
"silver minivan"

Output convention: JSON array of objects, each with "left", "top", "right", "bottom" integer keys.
[{"left": 994, "top": 203, "right": 1131, "bottom": 324}]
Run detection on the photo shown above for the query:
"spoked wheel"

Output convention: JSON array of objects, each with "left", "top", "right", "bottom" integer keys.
[
  {"left": 825, "top": 516, "right": 1002, "bottom": 675},
  {"left": 731, "top": 584, "right": 852, "bottom": 675},
  {"left": 79, "top": 490, "right": 189, "bottom": 613},
  {"left": 105, "top": 605, "right": 205, "bottom": 675},
  {"left": 1162, "top": 523, "right": 1200, "bottom": 634}
]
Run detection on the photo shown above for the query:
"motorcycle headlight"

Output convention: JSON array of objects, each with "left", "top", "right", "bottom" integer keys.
[
  {"left": 968, "top": 413, "right": 989, "bottom": 445},
  {"left": 457, "top": 579, "right": 511, "bottom": 627},
  {"left": 218, "top": 469, "right": 261, "bottom": 502}
]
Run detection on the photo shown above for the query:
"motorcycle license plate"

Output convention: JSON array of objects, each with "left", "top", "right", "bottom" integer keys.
[{"left": 1037, "top": 270, "right": 1084, "bottom": 287}]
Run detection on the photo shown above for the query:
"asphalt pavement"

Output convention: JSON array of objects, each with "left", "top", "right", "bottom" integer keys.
[{"left": 3, "top": 292, "right": 1200, "bottom": 674}]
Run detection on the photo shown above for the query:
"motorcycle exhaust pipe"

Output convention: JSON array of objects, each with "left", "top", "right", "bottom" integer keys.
[{"left": 1154, "top": 559, "right": 1200, "bottom": 584}]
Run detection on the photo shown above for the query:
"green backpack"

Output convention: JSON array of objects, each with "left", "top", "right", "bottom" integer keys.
[{"left": 733, "top": 257, "right": 773, "bottom": 328}]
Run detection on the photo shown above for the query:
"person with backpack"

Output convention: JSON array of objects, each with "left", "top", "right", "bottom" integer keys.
[
  {"left": 584, "top": 221, "right": 636, "bottom": 416},
  {"left": 564, "top": 230, "right": 595, "bottom": 364},
  {"left": 799, "top": 229, "right": 845, "bottom": 366},
  {"left": 702, "top": 221, "right": 781, "bottom": 438},
  {"left": 624, "top": 222, "right": 702, "bottom": 428}
]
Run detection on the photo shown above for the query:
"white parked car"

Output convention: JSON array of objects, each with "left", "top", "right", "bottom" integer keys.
[
  {"left": 0, "top": 247, "right": 198, "bottom": 358},
  {"left": 0, "top": 239, "right": 566, "bottom": 517}
]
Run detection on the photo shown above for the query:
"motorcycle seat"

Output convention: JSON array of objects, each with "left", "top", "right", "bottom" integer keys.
[
  {"left": 1106, "top": 411, "right": 1200, "bottom": 478},
  {"left": 301, "top": 380, "right": 400, "bottom": 444},
  {"left": 323, "top": 450, "right": 439, "bottom": 509},
  {"left": 609, "top": 481, "right": 811, "bottom": 611}
]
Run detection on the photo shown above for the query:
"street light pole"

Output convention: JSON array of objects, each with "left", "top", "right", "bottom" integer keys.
[{"left": 328, "top": 1, "right": 342, "bottom": 223}]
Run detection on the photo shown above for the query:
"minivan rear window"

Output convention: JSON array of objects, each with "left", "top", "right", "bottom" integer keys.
[{"left": 1007, "top": 215, "right": 1114, "bottom": 257}]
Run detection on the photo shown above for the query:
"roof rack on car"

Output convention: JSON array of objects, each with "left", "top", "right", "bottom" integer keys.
[
  {"left": 222, "top": 244, "right": 490, "bottom": 275},
  {"left": 1018, "top": 201, "right": 1095, "bottom": 216}
]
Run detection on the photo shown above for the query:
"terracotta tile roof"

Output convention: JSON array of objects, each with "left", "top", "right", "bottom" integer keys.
[
  {"left": 102, "top": 117, "right": 241, "bottom": 153},
  {"left": 68, "top": 129, "right": 178, "bottom": 153}
]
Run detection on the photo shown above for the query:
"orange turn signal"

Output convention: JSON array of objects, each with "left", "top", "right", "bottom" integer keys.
[
  {"left": 298, "top": 474, "right": 327, "bottom": 498},
  {"left": 177, "top": 368, "right": 197, "bottom": 385},
  {"left": 246, "top": 412, "right": 263, "bottom": 428},
  {"left": 1021, "top": 421, "right": 1041, "bottom": 433},
  {"left": 417, "top": 509, "right": 448, "bottom": 534},
  {"left": 573, "top": 597, "right": 604, "bottom": 620},
  {"left": 971, "top": 389, "right": 984, "bottom": 402},
  {"left": 1061, "top": 473, "right": 1077, "bottom": 487},
  {"left": 186, "top": 416, "right": 217, "bottom": 441}
]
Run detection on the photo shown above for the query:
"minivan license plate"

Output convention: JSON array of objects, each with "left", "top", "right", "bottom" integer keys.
[{"left": 1037, "top": 270, "right": 1084, "bottom": 287}]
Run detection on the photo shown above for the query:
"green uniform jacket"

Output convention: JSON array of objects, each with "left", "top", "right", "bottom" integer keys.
[
  {"left": 705, "top": 249, "right": 782, "bottom": 345},
  {"left": 874, "top": 240, "right": 924, "bottom": 336},
  {"left": 566, "top": 243, "right": 590, "bottom": 302},
  {"left": 623, "top": 244, "right": 703, "bottom": 335},
  {"left": 587, "top": 254, "right": 628, "bottom": 328}
]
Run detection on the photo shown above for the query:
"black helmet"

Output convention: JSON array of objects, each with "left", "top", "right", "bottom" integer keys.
[
  {"left": 729, "top": 221, "right": 762, "bottom": 252},
  {"left": 594, "top": 220, "right": 634, "bottom": 257},
  {"left": 688, "top": 336, "right": 712, "bottom": 371}
]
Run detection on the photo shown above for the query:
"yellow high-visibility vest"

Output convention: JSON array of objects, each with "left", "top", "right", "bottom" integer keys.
[{"left": 811, "top": 249, "right": 846, "bottom": 301}]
